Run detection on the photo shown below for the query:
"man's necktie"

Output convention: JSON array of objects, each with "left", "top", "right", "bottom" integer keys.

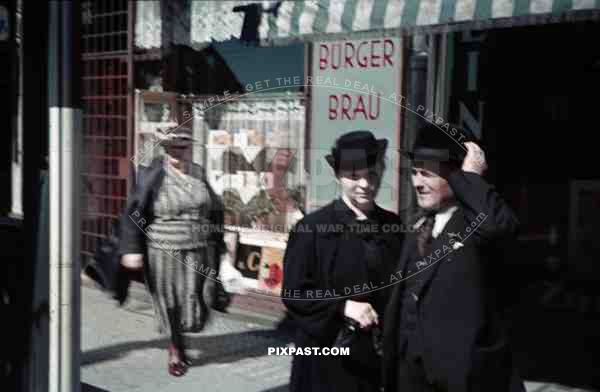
[{"left": 417, "top": 214, "right": 436, "bottom": 257}]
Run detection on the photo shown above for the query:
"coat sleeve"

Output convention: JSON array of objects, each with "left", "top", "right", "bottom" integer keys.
[
  {"left": 281, "top": 221, "right": 346, "bottom": 343},
  {"left": 118, "top": 170, "right": 146, "bottom": 256},
  {"left": 448, "top": 171, "right": 520, "bottom": 246},
  {"left": 207, "top": 193, "right": 226, "bottom": 285},
  {"left": 206, "top": 181, "right": 226, "bottom": 258}
]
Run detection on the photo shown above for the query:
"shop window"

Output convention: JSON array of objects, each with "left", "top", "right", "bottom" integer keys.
[
  {"left": 134, "top": 91, "right": 307, "bottom": 236},
  {"left": 200, "top": 97, "right": 306, "bottom": 234}
]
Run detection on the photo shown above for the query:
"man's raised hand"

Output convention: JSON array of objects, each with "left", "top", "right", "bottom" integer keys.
[{"left": 462, "top": 142, "right": 487, "bottom": 175}]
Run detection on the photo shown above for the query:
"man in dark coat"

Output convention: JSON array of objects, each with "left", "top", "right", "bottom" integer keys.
[
  {"left": 282, "top": 130, "right": 405, "bottom": 392},
  {"left": 383, "top": 123, "right": 525, "bottom": 392}
]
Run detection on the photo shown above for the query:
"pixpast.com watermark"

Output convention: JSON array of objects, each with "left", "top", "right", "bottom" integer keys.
[{"left": 268, "top": 346, "right": 350, "bottom": 356}]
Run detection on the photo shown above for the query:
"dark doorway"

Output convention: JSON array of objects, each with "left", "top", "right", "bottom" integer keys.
[
  {"left": 451, "top": 22, "right": 600, "bottom": 389},
  {"left": 480, "top": 22, "right": 600, "bottom": 281}
]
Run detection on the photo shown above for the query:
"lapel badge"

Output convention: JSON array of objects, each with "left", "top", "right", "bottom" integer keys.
[
  {"left": 447, "top": 232, "right": 464, "bottom": 250},
  {"left": 415, "top": 260, "right": 428, "bottom": 270},
  {"left": 451, "top": 241, "right": 464, "bottom": 250}
]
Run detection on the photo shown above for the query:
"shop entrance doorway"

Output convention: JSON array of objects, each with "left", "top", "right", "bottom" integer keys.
[
  {"left": 449, "top": 22, "right": 600, "bottom": 389},
  {"left": 480, "top": 22, "right": 600, "bottom": 283}
]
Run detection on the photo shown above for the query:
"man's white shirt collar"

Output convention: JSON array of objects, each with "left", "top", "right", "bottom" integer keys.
[{"left": 413, "top": 205, "right": 459, "bottom": 238}]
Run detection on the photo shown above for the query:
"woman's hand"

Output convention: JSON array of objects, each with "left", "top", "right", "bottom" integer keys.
[
  {"left": 218, "top": 231, "right": 248, "bottom": 294},
  {"left": 219, "top": 255, "right": 248, "bottom": 294},
  {"left": 121, "top": 253, "right": 144, "bottom": 270},
  {"left": 344, "top": 300, "right": 379, "bottom": 329}
]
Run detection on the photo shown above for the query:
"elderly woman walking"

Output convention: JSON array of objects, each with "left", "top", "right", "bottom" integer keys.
[{"left": 119, "top": 126, "right": 236, "bottom": 377}]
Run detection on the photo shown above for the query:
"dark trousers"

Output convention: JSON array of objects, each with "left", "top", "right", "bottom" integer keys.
[{"left": 395, "top": 357, "right": 447, "bottom": 392}]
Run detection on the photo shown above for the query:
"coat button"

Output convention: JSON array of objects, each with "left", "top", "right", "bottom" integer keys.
[{"left": 411, "top": 292, "right": 419, "bottom": 301}]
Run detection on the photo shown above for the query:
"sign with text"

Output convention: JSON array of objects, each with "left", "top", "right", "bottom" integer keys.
[
  {"left": 235, "top": 243, "right": 262, "bottom": 280},
  {"left": 310, "top": 37, "right": 403, "bottom": 213}
]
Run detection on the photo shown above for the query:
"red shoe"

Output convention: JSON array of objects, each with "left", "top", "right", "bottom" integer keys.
[{"left": 168, "top": 345, "right": 188, "bottom": 377}]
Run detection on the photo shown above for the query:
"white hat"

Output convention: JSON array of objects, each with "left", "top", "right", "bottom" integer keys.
[{"left": 156, "top": 125, "right": 196, "bottom": 147}]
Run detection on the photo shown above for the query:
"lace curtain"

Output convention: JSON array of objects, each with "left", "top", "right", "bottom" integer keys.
[
  {"left": 135, "top": 0, "right": 260, "bottom": 49},
  {"left": 135, "top": 1, "right": 161, "bottom": 49}
]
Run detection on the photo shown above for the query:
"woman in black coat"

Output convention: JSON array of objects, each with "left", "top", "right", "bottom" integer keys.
[
  {"left": 282, "top": 131, "right": 405, "bottom": 392},
  {"left": 119, "top": 127, "right": 229, "bottom": 377}
]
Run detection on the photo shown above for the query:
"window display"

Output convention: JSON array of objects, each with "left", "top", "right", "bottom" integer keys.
[{"left": 201, "top": 98, "right": 306, "bottom": 234}]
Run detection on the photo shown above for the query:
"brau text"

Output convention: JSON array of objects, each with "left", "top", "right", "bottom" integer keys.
[{"left": 329, "top": 93, "right": 381, "bottom": 121}]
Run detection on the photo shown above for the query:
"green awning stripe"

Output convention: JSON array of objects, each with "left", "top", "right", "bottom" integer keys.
[
  {"left": 553, "top": 0, "right": 573, "bottom": 13},
  {"left": 440, "top": 0, "right": 458, "bottom": 22},
  {"left": 370, "top": 0, "right": 389, "bottom": 28},
  {"left": 266, "top": 0, "right": 600, "bottom": 39},
  {"left": 513, "top": 0, "right": 531, "bottom": 15},
  {"left": 134, "top": 0, "right": 600, "bottom": 48},
  {"left": 268, "top": 12, "right": 278, "bottom": 39},
  {"left": 341, "top": 0, "right": 359, "bottom": 32},
  {"left": 289, "top": 1, "right": 305, "bottom": 36},
  {"left": 402, "top": 0, "right": 422, "bottom": 26},
  {"left": 474, "top": 0, "right": 493, "bottom": 20},
  {"left": 312, "top": 0, "right": 331, "bottom": 34}
]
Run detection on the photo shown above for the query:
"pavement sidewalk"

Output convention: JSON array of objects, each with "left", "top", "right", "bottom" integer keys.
[
  {"left": 81, "top": 282, "right": 294, "bottom": 392},
  {"left": 81, "top": 280, "right": 595, "bottom": 392}
]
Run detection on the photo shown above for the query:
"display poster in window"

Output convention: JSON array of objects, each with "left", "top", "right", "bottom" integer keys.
[
  {"left": 257, "top": 246, "right": 285, "bottom": 295},
  {"left": 203, "top": 102, "right": 306, "bottom": 234},
  {"left": 234, "top": 242, "right": 262, "bottom": 280}
]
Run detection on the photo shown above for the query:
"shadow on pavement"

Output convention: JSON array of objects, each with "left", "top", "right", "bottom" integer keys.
[
  {"left": 82, "top": 329, "right": 293, "bottom": 368},
  {"left": 259, "top": 385, "right": 289, "bottom": 392},
  {"left": 81, "top": 382, "right": 111, "bottom": 392},
  {"left": 82, "top": 336, "right": 169, "bottom": 366}
]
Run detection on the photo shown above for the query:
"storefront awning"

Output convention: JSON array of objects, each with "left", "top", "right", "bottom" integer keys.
[
  {"left": 212, "top": 41, "right": 305, "bottom": 92},
  {"left": 135, "top": 0, "right": 600, "bottom": 49},
  {"left": 262, "top": 0, "right": 600, "bottom": 40}
]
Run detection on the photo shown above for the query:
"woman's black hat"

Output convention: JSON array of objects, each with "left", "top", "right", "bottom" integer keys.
[{"left": 325, "top": 130, "right": 388, "bottom": 173}]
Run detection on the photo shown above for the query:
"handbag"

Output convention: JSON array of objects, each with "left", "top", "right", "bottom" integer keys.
[
  {"left": 333, "top": 317, "right": 384, "bottom": 370},
  {"left": 91, "top": 219, "right": 131, "bottom": 305}
]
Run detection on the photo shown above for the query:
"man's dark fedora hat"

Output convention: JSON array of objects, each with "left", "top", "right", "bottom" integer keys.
[
  {"left": 402, "top": 122, "right": 478, "bottom": 164},
  {"left": 325, "top": 130, "right": 388, "bottom": 172}
]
